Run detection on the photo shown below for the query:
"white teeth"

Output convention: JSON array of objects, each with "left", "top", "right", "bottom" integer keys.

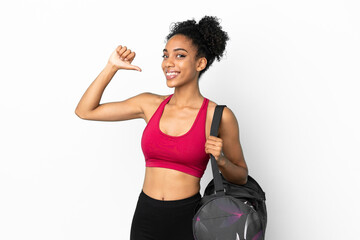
[{"left": 166, "top": 72, "right": 179, "bottom": 76}]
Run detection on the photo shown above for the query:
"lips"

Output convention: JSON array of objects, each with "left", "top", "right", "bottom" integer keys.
[{"left": 165, "top": 70, "right": 180, "bottom": 80}]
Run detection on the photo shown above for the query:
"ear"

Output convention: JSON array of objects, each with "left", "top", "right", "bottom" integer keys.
[{"left": 196, "top": 57, "right": 207, "bottom": 72}]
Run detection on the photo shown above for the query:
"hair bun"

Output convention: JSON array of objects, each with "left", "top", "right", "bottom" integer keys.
[{"left": 198, "top": 16, "right": 229, "bottom": 61}]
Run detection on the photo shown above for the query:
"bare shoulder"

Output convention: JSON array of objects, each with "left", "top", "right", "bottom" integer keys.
[
  {"left": 219, "top": 105, "right": 239, "bottom": 138},
  {"left": 140, "top": 92, "right": 172, "bottom": 123},
  {"left": 206, "top": 99, "right": 239, "bottom": 137},
  {"left": 139, "top": 92, "right": 171, "bottom": 109},
  {"left": 140, "top": 92, "right": 170, "bottom": 102},
  {"left": 222, "top": 106, "right": 237, "bottom": 123},
  {"left": 207, "top": 99, "right": 236, "bottom": 120}
]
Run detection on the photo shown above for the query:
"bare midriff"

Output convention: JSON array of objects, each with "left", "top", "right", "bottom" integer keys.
[{"left": 142, "top": 167, "right": 201, "bottom": 200}]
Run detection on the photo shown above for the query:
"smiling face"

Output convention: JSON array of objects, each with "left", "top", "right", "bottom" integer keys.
[{"left": 162, "top": 34, "right": 207, "bottom": 88}]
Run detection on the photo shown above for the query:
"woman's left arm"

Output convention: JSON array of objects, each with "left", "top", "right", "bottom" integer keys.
[{"left": 205, "top": 107, "right": 248, "bottom": 185}]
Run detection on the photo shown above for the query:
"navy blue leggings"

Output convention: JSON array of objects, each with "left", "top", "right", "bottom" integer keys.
[{"left": 130, "top": 190, "right": 201, "bottom": 240}]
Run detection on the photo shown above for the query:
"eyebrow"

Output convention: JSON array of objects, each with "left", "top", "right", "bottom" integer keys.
[{"left": 163, "top": 48, "right": 188, "bottom": 53}]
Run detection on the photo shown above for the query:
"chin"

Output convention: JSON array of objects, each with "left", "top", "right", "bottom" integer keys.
[
  {"left": 166, "top": 82, "right": 177, "bottom": 88},
  {"left": 165, "top": 77, "right": 178, "bottom": 88},
  {"left": 165, "top": 82, "right": 174, "bottom": 88}
]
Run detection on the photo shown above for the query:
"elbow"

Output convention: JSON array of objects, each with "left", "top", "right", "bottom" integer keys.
[
  {"left": 241, "top": 168, "right": 249, "bottom": 185},
  {"left": 75, "top": 108, "right": 87, "bottom": 119},
  {"left": 225, "top": 172, "right": 248, "bottom": 185},
  {"left": 233, "top": 175, "right": 247, "bottom": 186},
  {"left": 240, "top": 175, "right": 248, "bottom": 185},
  {"left": 237, "top": 168, "right": 248, "bottom": 185}
]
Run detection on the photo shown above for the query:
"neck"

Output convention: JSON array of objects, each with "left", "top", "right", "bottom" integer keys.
[{"left": 170, "top": 81, "right": 203, "bottom": 107}]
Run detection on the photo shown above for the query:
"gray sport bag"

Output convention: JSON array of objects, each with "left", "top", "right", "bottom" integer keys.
[{"left": 193, "top": 105, "right": 267, "bottom": 240}]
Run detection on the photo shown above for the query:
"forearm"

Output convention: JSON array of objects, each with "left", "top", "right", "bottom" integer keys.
[
  {"left": 75, "top": 62, "right": 118, "bottom": 117},
  {"left": 217, "top": 155, "right": 248, "bottom": 185}
]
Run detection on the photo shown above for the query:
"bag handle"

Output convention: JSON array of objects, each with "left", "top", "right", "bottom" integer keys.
[{"left": 209, "top": 104, "right": 227, "bottom": 196}]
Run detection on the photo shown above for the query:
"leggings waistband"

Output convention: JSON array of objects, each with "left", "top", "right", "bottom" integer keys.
[{"left": 139, "top": 190, "right": 201, "bottom": 208}]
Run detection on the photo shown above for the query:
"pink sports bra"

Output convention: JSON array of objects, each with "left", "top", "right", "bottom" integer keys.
[{"left": 141, "top": 94, "right": 210, "bottom": 178}]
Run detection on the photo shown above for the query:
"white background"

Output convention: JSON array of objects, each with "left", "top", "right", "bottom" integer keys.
[{"left": 1, "top": 0, "right": 359, "bottom": 239}]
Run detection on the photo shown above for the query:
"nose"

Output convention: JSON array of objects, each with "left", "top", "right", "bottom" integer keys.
[{"left": 165, "top": 58, "right": 175, "bottom": 68}]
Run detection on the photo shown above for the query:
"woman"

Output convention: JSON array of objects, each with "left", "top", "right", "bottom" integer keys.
[{"left": 75, "top": 16, "right": 248, "bottom": 240}]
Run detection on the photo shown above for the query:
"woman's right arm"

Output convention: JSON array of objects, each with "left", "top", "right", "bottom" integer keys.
[{"left": 75, "top": 45, "right": 148, "bottom": 121}]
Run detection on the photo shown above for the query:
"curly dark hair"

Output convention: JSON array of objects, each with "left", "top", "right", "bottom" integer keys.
[{"left": 166, "top": 16, "right": 229, "bottom": 78}]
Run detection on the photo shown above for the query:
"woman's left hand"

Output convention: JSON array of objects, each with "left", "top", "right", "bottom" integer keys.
[{"left": 205, "top": 136, "right": 226, "bottom": 165}]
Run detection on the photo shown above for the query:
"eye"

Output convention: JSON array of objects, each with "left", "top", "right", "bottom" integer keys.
[
  {"left": 162, "top": 54, "right": 168, "bottom": 59},
  {"left": 176, "top": 54, "right": 186, "bottom": 58}
]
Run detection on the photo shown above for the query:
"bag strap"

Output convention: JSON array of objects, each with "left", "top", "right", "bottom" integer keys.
[{"left": 209, "top": 104, "right": 227, "bottom": 196}]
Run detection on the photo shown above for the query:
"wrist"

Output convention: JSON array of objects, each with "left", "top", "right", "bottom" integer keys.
[{"left": 106, "top": 62, "right": 119, "bottom": 72}]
